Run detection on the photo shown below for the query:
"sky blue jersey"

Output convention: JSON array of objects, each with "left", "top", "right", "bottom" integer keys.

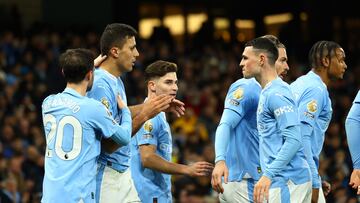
[
  {"left": 346, "top": 91, "right": 360, "bottom": 169},
  {"left": 87, "top": 68, "right": 130, "bottom": 172},
  {"left": 290, "top": 71, "right": 332, "bottom": 188},
  {"left": 215, "top": 78, "right": 262, "bottom": 181},
  {"left": 257, "top": 77, "right": 310, "bottom": 187},
  {"left": 41, "top": 88, "right": 118, "bottom": 203},
  {"left": 131, "top": 112, "right": 173, "bottom": 203}
]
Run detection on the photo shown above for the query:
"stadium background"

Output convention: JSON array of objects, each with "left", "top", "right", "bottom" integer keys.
[{"left": 0, "top": 0, "right": 359, "bottom": 202}]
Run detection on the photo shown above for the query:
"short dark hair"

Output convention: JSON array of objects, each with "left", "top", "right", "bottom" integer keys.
[
  {"left": 245, "top": 37, "right": 279, "bottom": 65},
  {"left": 308, "top": 40, "right": 341, "bottom": 69},
  {"left": 59, "top": 48, "right": 94, "bottom": 83},
  {"left": 145, "top": 60, "right": 178, "bottom": 83},
  {"left": 100, "top": 23, "right": 138, "bottom": 55},
  {"left": 261, "top": 35, "right": 286, "bottom": 49}
]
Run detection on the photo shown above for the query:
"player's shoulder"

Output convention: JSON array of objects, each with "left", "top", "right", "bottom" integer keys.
[
  {"left": 93, "top": 68, "right": 117, "bottom": 86},
  {"left": 229, "top": 78, "right": 260, "bottom": 95}
]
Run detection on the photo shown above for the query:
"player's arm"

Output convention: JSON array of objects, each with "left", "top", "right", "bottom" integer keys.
[
  {"left": 212, "top": 109, "right": 243, "bottom": 192},
  {"left": 139, "top": 144, "right": 213, "bottom": 176},
  {"left": 90, "top": 99, "right": 132, "bottom": 153},
  {"left": 345, "top": 97, "right": 360, "bottom": 193},
  {"left": 102, "top": 95, "right": 132, "bottom": 153},
  {"left": 212, "top": 84, "right": 251, "bottom": 193},
  {"left": 263, "top": 93, "right": 302, "bottom": 179},
  {"left": 130, "top": 95, "right": 174, "bottom": 135},
  {"left": 297, "top": 88, "right": 326, "bottom": 201}
]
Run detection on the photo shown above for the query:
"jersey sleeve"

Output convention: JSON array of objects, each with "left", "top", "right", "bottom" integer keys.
[
  {"left": 297, "top": 87, "right": 325, "bottom": 127},
  {"left": 346, "top": 93, "right": 360, "bottom": 169},
  {"left": 267, "top": 90, "right": 299, "bottom": 131},
  {"left": 136, "top": 117, "right": 160, "bottom": 147},
  {"left": 224, "top": 83, "right": 256, "bottom": 117},
  {"left": 87, "top": 78, "right": 115, "bottom": 116},
  {"left": 88, "top": 101, "right": 118, "bottom": 139}
]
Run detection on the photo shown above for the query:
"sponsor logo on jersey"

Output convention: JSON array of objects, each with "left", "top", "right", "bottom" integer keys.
[{"left": 274, "top": 105, "right": 294, "bottom": 117}]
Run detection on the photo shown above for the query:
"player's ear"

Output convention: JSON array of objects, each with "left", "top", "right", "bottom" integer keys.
[
  {"left": 148, "top": 80, "right": 156, "bottom": 93},
  {"left": 259, "top": 54, "right": 266, "bottom": 66},
  {"left": 110, "top": 47, "right": 119, "bottom": 58},
  {"left": 321, "top": 56, "right": 330, "bottom": 68},
  {"left": 85, "top": 70, "right": 92, "bottom": 81}
]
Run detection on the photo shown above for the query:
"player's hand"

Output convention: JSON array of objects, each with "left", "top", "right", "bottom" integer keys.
[
  {"left": 116, "top": 94, "right": 127, "bottom": 109},
  {"left": 142, "top": 94, "right": 173, "bottom": 120},
  {"left": 322, "top": 180, "right": 331, "bottom": 196},
  {"left": 94, "top": 54, "right": 107, "bottom": 67},
  {"left": 311, "top": 188, "right": 319, "bottom": 203},
  {"left": 349, "top": 169, "right": 360, "bottom": 194},
  {"left": 186, "top": 161, "right": 214, "bottom": 177},
  {"left": 254, "top": 176, "right": 271, "bottom": 203},
  {"left": 164, "top": 99, "right": 185, "bottom": 117},
  {"left": 211, "top": 160, "right": 229, "bottom": 194}
]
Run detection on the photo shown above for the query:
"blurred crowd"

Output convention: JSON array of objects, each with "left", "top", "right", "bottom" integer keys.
[{"left": 0, "top": 21, "right": 360, "bottom": 203}]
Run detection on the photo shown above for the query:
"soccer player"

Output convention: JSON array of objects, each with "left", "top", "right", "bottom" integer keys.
[
  {"left": 41, "top": 49, "right": 131, "bottom": 202},
  {"left": 346, "top": 90, "right": 360, "bottom": 195},
  {"left": 240, "top": 37, "right": 311, "bottom": 203},
  {"left": 87, "top": 23, "right": 185, "bottom": 203},
  {"left": 291, "top": 41, "right": 347, "bottom": 202},
  {"left": 211, "top": 35, "right": 290, "bottom": 202},
  {"left": 131, "top": 60, "right": 213, "bottom": 203}
]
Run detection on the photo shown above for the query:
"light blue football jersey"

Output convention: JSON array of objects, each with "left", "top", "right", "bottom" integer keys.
[
  {"left": 257, "top": 77, "right": 310, "bottom": 187},
  {"left": 215, "top": 78, "right": 262, "bottom": 181},
  {"left": 41, "top": 88, "right": 118, "bottom": 203},
  {"left": 290, "top": 71, "right": 332, "bottom": 187},
  {"left": 346, "top": 91, "right": 360, "bottom": 169},
  {"left": 131, "top": 112, "right": 173, "bottom": 203},
  {"left": 87, "top": 68, "right": 130, "bottom": 172}
]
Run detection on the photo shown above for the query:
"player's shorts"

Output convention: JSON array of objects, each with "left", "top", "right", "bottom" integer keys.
[
  {"left": 219, "top": 179, "right": 256, "bottom": 202},
  {"left": 268, "top": 180, "right": 311, "bottom": 203},
  {"left": 96, "top": 164, "right": 140, "bottom": 203},
  {"left": 318, "top": 186, "right": 326, "bottom": 203}
]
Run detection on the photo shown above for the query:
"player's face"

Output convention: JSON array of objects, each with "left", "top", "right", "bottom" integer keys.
[
  {"left": 153, "top": 72, "right": 178, "bottom": 97},
  {"left": 275, "top": 48, "right": 289, "bottom": 79},
  {"left": 239, "top": 46, "right": 261, "bottom": 79},
  {"left": 116, "top": 36, "right": 139, "bottom": 73},
  {"left": 328, "top": 48, "right": 347, "bottom": 80}
]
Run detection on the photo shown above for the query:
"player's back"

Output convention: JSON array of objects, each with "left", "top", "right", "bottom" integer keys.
[
  {"left": 257, "top": 78, "right": 310, "bottom": 186},
  {"left": 41, "top": 88, "right": 107, "bottom": 203},
  {"left": 224, "top": 78, "right": 262, "bottom": 181},
  {"left": 290, "top": 71, "right": 332, "bottom": 162}
]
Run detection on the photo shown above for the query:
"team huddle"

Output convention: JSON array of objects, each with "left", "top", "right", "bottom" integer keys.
[{"left": 40, "top": 23, "right": 360, "bottom": 203}]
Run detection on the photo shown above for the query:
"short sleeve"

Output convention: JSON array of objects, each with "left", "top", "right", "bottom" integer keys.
[{"left": 136, "top": 117, "right": 160, "bottom": 146}]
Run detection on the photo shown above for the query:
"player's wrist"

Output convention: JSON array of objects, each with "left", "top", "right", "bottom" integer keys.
[
  {"left": 263, "top": 171, "right": 274, "bottom": 181},
  {"left": 215, "top": 156, "right": 225, "bottom": 164}
]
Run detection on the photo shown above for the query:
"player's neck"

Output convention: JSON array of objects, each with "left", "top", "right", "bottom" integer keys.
[
  {"left": 312, "top": 68, "right": 330, "bottom": 86},
  {"left": 66, "top": 83, "right": 87, "bottom": 96},
  {"left": 101, "top": 58, "right": 123, "bottom": 77},
  {"left": 258, "top": 67, "right": 278, "bottom": 89}
]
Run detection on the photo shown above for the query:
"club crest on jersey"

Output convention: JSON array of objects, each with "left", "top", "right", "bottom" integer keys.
[
  {"left": 101, "top": 97, "right": 110, "bottom": 110},
  {"left": 144, "top": 120, "right": 153, "bottom": 132},
  {"left": 307, "top": 100, "right": 317, "bottom": 113},
  {"left": 233, "top": 88, "right": 244, "bottom": 100}
]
